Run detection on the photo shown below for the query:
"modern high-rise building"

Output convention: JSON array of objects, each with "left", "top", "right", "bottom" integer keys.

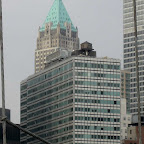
[
  {"left": 35, "top": 0, "right": 80, "bottom": 73},
  {"left": 123, "top": 0, "right": 144, "bottom": 116},
  {"left": 121, "top": 70, "right": 130, "bottom": 113},
  {"left": 21, "top": 43, "right": 121, "bottom": 144}
]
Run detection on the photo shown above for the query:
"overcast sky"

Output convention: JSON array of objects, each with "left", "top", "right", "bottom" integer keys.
[{"left": 0, "top": 0, "right": 123, "bottom": 123}]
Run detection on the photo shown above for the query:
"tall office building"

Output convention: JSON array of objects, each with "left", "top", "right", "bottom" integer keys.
[
  {"left": 21, "top": 43, "right": 121, "bottom": 144},
  {"left": 35, "top": 0, "right": 80, "bottom": 73},
  {"left": 123, "top": 0, "right": 144, "bottom": 116}
]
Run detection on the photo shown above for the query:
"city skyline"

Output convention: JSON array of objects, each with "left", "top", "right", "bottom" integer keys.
[{"left": 0, "top": 0, "right": 123, "bottom": 123}]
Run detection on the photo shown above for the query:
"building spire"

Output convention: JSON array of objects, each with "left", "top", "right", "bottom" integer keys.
[{"left": 40, "top": 0, "right": 77, "bottom": 31}]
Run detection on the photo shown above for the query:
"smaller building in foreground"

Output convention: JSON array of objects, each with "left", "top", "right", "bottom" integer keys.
[
  {"left": 0, "top": 108, "right": 20, "bottom": 144},
  {"left": 121, "top": 70, "right": 130, "bottom": 113},
  {"left": 122, "top": 117, "right": 144, "bottom": 144},
  {"left": 121, "top": 98, "right": 131, "bottom": 142}
]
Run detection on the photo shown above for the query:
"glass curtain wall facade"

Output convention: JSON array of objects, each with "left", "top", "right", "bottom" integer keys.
[
  {"left": 123, "top": 0, "right": 144, "bottom": 116},
  {"left": 21, "top": 56, "right": 121, "bottom": 144}
]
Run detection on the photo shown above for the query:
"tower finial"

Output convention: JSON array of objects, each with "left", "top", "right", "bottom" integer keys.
[{"left": 40, "top": 0, "right": 77, "bottom": 32}]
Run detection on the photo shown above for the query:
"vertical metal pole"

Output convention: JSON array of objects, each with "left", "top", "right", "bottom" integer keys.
[
  {"left": 133, "top": 0, "right": 142, "bottom": 144},
  {"left": 0, "top": 0, "right": 6, "bottom": 144}
]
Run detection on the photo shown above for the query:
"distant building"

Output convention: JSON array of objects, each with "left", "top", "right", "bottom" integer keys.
[
  {"left": 121, "top": 98, "right": 131, "bottom": 142},
  {"left": 121, "top": 70, "right": 130, "bottom": 113},
  {"left": 21, "top": 42, "right": 121, "bottom": 144},
  {"left": 122, "top": 122, "right": 144, "bottom": 144},
  {"left": 120, "top": 70, "right": 131, "bottom": 143},
  {"left": 35, "top": 0, "right": 80, "bottom": 73},
  {"left": 0, "top": 108, "right": 10, "bottom": 121},
  {"left": 0, "top": 108, "right": 20, "bottom": 144}
]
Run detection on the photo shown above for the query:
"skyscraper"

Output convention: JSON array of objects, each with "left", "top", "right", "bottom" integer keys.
[
  {"left": 35, "top": 0, "right": 80, "bottom": 73},
  {"left": 123, "top": 0, "right": 144, "bottom": 116},
  {"left": 21, "top": 43, "right": 121, "bottom": 144}
]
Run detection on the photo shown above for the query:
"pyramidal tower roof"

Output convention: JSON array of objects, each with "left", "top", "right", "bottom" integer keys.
[{"left": 40, "top": 0, "right": 77, "bottom": 32}]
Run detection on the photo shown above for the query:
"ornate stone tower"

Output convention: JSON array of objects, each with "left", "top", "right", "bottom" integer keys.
[{"left": 35, "top": 0, "right": 80, "bottom": 73}]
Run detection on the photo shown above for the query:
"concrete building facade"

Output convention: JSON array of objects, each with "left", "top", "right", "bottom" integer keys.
[
  {"left": 120, "top": 98, "right": 131, "bottom": 142},
  {"left": 122, "top": 123, "right": 144, "bottom": 144},
  {"left": 123, "top": 0, "right": 144, "bottom": 116},
  {"left": 121, "top": 70, "right": 131, "bottom": 113},
  {"left": 21, "top": 49, "right": 121, "bottom": 144},
  {"left": 35, "top": 0, "right": 80, "bottom": 73}
]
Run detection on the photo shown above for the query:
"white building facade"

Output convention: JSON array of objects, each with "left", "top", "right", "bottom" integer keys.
[{"left": 120, "top": 98, "right": 131, "bottom": 142}]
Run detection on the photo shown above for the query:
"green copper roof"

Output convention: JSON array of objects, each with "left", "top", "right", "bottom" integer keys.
[{"left": 40, "top": 0, "right": 77, "bottom": 32}]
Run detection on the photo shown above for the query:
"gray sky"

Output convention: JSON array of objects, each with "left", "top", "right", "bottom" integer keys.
[{"left": 0, "top": 0, "right": 123, "bottom": 123}]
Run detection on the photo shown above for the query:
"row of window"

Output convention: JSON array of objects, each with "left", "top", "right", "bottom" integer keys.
[
  {"left": 75, "top": 89, "right": 120, "bottom": 96},
  {"left": 51, "top": 134, "right": 73, "bottom": 143},
  {"left": 124, "top": 0, "right": 144, "bottom": 8},
  {"left": 75, "top": 116, "right": 120, "bottom": 123},
  {"left": 75, "top": 107, "right": 120, "bottom": 114},
  {"left": 29, "top": 116, "right": 73, "bottom": 133},
  {"left": 26, "top": 134, "right": 73, "bottom": 144},
  {"left": 75, "top": 62, "right": 120, "bottom": 70},
  {"left": 124, "top": 20, "right": 144, "bottom": 29},
  {"left": 124, "top": 15, "right": 144, "bottom": 24},
  {"left": 124, "top": 5, "right": 144, "bottom": 14},
  {"left": 27, "top": 62, "right": 73, "bottom": 87},
  {"left": 28, "top": 72, "right": 73, "bottom": 95},
  {"left": 75, "top": 125, "right": 120, "bottom": 131},
  {"left": 27, "top": 108, "right": 73, "bottom": 126},
  {"left": 124, "top": 9, "right": 144, "bottom": 19},
  {"left": 75, "top": 134, "right": 120, "bottom": 140},
  {"left": 75, "top": 80, "right": 120, "bottom": 88},
  {"left": 124, "top": 30, "right": 144, "bottom": 38},
  {"left": 27, "top": 90, "right": 73, "bottom": 112},
  {"left": 75, "top": 98, "right": 120, "bottom": 105},
  {"left": 124, "top": 40, "right": 144, "bottom": 48},
  {"left": 43, "top": 125, "right": 73, "bottom": 138},
  {"left": 27, "top": 81, "right": 73, "bottom": 103},
  {"left": 76, "top": 72, "right": 120, "bottom": 79}
]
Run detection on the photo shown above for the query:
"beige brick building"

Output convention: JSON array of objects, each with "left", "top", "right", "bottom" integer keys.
[{"left": 35, "top": 0, "right": 80, "bottom": 73}]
